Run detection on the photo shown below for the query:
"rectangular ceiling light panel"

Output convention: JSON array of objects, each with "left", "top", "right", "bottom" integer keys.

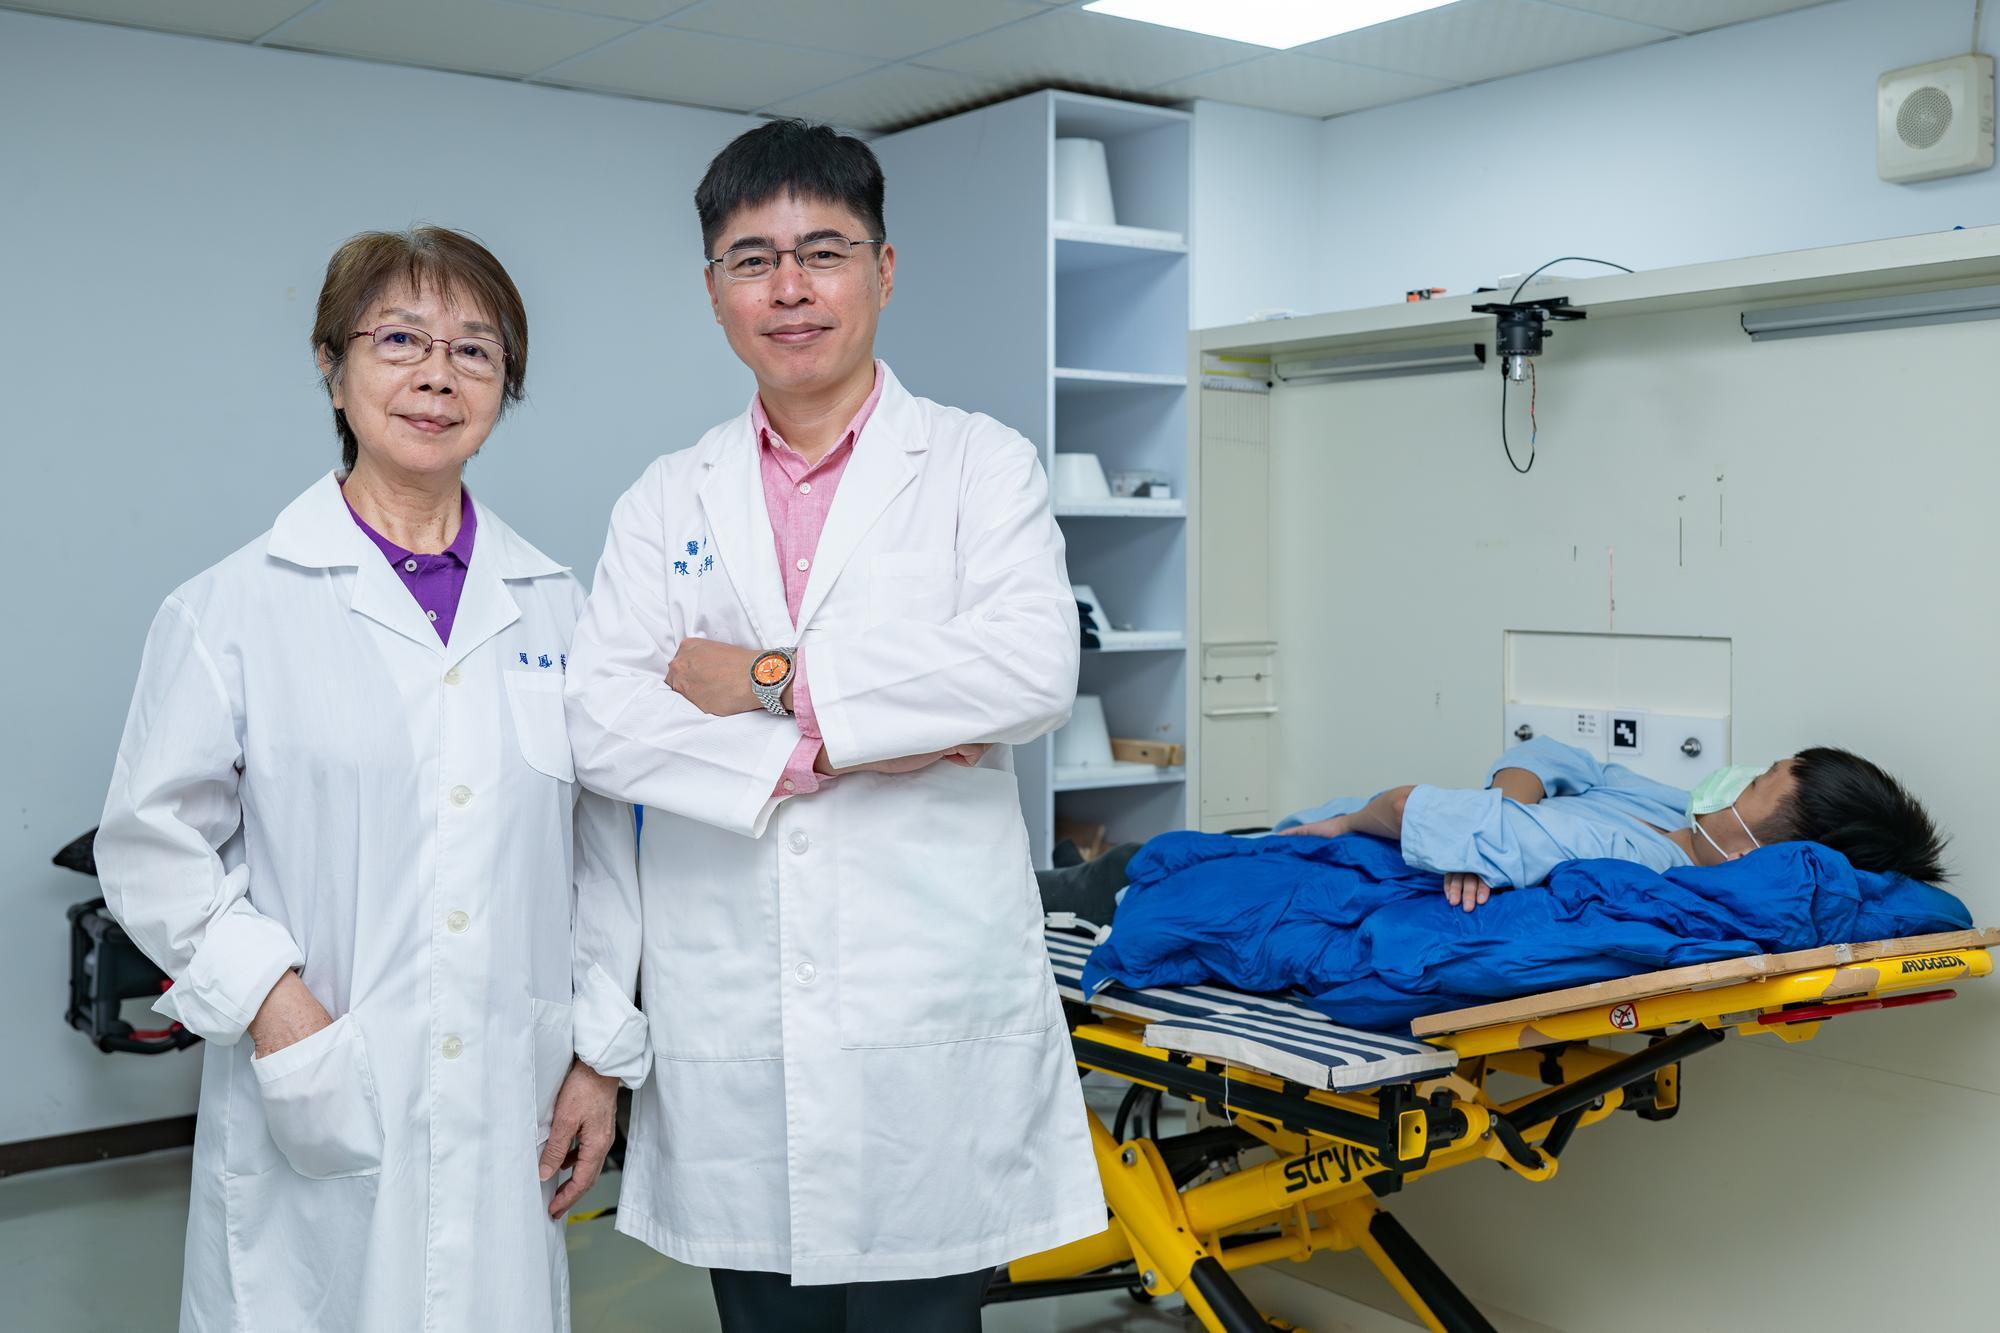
[{"left": 1083, "top": 0, "right": 1461, "bottom": 50}]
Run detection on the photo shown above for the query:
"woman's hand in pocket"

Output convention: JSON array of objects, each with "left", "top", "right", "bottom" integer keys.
[
  {"left": 249, "top": 970, "right": 333, "bottom": 1059},
  {"left": 543, "top": 1060, "right": 620, "bottom": 1218}
]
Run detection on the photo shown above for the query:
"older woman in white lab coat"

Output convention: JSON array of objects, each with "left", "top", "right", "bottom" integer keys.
[{"left": 95, "top": 228, "right": 647, "bottom": 1332}]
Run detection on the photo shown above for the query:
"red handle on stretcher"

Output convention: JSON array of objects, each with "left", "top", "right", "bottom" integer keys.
[
  {"left": 128, "top": 978, "right": 185, "bottom": 1042},
  {"left": 1756, "top": 988, "right": 1957, "bottom": 1026}
]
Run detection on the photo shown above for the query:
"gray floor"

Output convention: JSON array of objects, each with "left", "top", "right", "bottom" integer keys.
[{"left": 0, "top": 1148, "right": 1197, "bottom": 1333}]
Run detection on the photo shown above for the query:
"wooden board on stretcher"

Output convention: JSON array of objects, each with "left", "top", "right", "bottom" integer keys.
[{"left": 1409, "top": 927, "right": 2000, "bottom": 1037}]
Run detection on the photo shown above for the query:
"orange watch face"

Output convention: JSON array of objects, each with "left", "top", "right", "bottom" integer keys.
[{"left": 752, "top": 653, "right": 790, "bottom": 687}]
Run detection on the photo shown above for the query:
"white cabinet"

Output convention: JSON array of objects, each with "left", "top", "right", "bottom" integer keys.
[{"left": 874, "top": 91, "right": 1193, "bottom": 865}]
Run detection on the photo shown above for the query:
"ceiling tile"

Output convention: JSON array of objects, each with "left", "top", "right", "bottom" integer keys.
[
  {"left": 1547, "top": 0, "right": 1832, "bottom": 36},
  {"left": 917, "top": 7, "right": 1266, "bottom": 90},
  {"left": 0, "top": 0, "right": 312, "bottom": 41},
  {"left": 667, "top": 0, "right": 1047, "bottom": 63},
  {"left": 540, "top": 25, "right": 878, "bottom": 109},
  {"left": 763, "top": 62, "right": 1013, "bottom": 131},
  {"left": 268, "top": 0, "right": 635, "bottom": 78},
  {"left": 1153, "top": 52, "right": 1449, "bottom": 119},
  {"left": 508, "top": 0, "right": 698, "bottom": 21},
  {"left": 1294, "top": 0, "right": 1666, "bottom": 86}
]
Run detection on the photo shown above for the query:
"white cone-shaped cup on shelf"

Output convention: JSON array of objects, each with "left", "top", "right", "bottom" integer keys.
[
  {"left": 1052, "top": 453, "right": 1112, "bottom": 504},
  {"left": 1054, "top": 695, "right": 1115, "bottom": 770},
  {"left": 1054, "top": 138, "right": 1117, "bottom": 227}
]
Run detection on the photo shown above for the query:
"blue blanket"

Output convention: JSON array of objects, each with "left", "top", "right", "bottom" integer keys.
[{"left": 1080, "top": 832, "right": 1971, "bottom": 1032}]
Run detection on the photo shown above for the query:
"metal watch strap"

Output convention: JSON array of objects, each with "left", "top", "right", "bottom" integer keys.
[{"left": 751, "top": 647, "right": 794, "bottom": 717}]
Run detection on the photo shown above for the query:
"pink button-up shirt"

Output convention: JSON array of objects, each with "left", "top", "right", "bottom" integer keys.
[{"left": 757, "top": 362, "right": 885, "bottom": 798}]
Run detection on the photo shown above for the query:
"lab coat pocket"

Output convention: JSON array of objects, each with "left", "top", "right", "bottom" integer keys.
[
  {"left": 530, "top": 998, "right": 575, "bottom": 1143},
  {"left": 252, "top": 1013, "right": 385, "bottom": 1180},
  {"left": 865, "top": 551, "right": 959, "bottom": 628},
  {"left": 506, "top": 670, "right": 576, "bottom": 781},
  {"left": 836, "top": 764, "right": 1052, "bottom": 1048}
]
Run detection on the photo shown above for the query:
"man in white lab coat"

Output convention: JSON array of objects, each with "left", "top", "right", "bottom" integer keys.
[{"left": 561, "top": 119, "right": 1103, "bottom": 1329}]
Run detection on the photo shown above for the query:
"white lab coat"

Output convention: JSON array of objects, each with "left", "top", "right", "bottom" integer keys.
[
  {"left": 565, "top": 365, "right": 1104, "bottom": 1284},
  {"left": 96, "top": 472, "right": 649, "bottom": 1333}
]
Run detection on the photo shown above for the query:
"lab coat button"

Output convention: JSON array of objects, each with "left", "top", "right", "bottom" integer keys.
[
  {"left": 794, "top": 960, "right": 816, "bottom": 985},
  {"left": 442, "top": 1035, "right": 463, "bottom": 1059},
  {"left": 788, "top": 831, "right": 810, "bottom": 854},
  {"left": 449, "top": 785, "right": 472, "bottom": 807},
  {"left": 446, "top": 910, "right": 470, "bottom": 934},
  {"left": 443, "top": 666, "right": 461, "bottom": 686}
]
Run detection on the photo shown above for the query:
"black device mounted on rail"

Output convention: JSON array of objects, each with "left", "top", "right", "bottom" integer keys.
[{"left": 58, "top": 828, "right": 200, "bottom": 1055}]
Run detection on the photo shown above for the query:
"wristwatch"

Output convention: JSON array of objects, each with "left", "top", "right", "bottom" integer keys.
[{"left": 749, "top": 647, "right": 795, "bottom": 716}]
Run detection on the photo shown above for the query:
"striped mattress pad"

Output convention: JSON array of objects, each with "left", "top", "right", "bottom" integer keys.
[{"left": 1044, "top": 920, "right": 1458, "bottom": 1092}]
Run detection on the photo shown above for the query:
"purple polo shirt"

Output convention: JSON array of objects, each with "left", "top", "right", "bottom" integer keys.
[{"left": 343, "top": 486, "right": 476, "bottom": 644}]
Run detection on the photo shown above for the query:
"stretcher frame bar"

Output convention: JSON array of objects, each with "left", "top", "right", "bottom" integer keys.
[
  {"left": 1410, "top": 927, "right": 2000, "bottom": 1036},
  {"left": 1435, "top": 945, "right": 1991, "bottom": 1057}
]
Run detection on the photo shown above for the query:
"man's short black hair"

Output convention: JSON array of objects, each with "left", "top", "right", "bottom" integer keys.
[
  {"left": 695, "top": 118, "right": 886, "bottom": 258},
  {"left": 1766, "top": 747, "right": 1950, "bottom": 883}
]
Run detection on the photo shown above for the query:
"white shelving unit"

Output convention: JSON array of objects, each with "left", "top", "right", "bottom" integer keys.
[
  {"left": 874, "top": 91, "right": 1193, "bottom": 866},
  {"left": 1053, "top": 367, "right": 1188, "bottom": 390},
  {"left": 1053, "top": 498, "right": 1187, "bottom": 519},
  {"left": 1054, "top": 765, "right": 1188, "bottom": 793}
]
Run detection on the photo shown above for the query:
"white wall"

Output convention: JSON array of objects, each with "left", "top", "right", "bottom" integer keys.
[
  {"left": 1314, "top": 0, "right": 2000, "bottom": 313},
  {"left": 1191, "top": 100, "right": 1326, "bottom": 327},
  {"left": 0, "top": 10, "right": 759, "bottom": 1145}
]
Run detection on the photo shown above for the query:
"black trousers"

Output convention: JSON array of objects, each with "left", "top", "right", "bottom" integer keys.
[
  {"left": 708, "top": 1266, "right": 993, "bottom": 1333},
  {"left": 1034, "top": 841, "right": 1143, "bottom": 925}
]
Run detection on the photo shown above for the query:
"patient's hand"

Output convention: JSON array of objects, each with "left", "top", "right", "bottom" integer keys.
[
  {"left": 1279, "top": 815, "right": 1352, "bottom": 839},
  {"left": 1444, "top": 871, "right": 1492, "bottom": 912}
]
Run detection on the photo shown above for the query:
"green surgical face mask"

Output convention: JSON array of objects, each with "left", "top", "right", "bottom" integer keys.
[
  {"left": 1686, "top": 764, "right": 1765, "bottom": 818},
  {"left": 1686, "top": 763, "right": 1769, "bottom": 862}
]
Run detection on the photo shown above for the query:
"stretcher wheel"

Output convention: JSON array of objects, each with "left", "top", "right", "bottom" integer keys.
[{"left": 1125, "top": 1283, "right": 1155, "bottom": 1304}]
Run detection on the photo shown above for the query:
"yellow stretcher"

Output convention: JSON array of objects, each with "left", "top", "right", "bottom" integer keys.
[{"left": 984, "top": 923, "right": 2000, "bottom": 1333}]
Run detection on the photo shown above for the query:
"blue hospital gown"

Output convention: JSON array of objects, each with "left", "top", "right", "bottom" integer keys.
[{"left": 1275, "top": 738, "right": 1695, "bottom": 888}]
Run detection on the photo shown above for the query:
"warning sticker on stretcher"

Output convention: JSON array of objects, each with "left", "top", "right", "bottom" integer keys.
[{"left": 1609, "top": 1003, "right": 1639, "bottom": 1030}]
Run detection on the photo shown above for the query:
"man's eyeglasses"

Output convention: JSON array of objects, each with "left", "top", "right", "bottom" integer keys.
[{"left": 709, "top": 236, "right": 884, "bottom": 283}]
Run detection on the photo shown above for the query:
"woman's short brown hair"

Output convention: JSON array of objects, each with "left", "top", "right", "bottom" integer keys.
[{"left": 312, "top": 227, "right": 529, "bottom": 471}]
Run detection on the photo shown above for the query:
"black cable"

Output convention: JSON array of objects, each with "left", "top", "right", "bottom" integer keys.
[
  {"left": 1113, "top": 1084, "right": 1143, "bottom": 1141},
  {"left": 1501, "top": 374, "right": 1533, "bottom": 474},
  {"left": 1509, "top": 255, "right": 1634, "bottom": 302},
  {"left": 1494, "top": 256, "right": 1629, "bottom": 472}
]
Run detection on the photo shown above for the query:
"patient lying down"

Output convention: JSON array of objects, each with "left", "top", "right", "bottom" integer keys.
[{"left": 1039, "top": 737, "right": 1948, "bottom": 925}]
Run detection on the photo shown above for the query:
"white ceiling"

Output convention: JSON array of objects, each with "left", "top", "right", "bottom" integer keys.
[{"left": 1, "top": 0, "right": 1833, "bottom": 131}]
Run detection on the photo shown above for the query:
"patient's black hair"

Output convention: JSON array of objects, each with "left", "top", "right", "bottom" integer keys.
[
  {"left": 695, "top": 118, "right": 886, "bottom": 258},
  {"left": 1766, "top": 747, "right": 1950, "bottom": 883}
]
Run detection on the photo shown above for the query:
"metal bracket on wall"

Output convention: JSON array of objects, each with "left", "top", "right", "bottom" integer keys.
[{"left": 1201, "top": 641, "right": 1278, "bottom": 718}]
